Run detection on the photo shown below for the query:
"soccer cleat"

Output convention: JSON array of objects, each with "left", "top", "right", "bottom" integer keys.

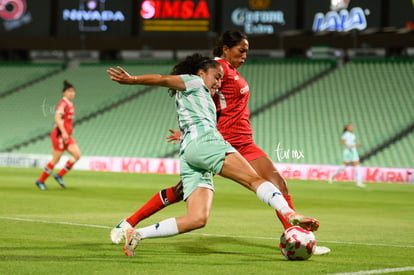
[
  {"left": 123, "top": 228, "right": 142, "bottom": 257},
  {"left": 313, "top": 245, "right": 331, "bottom": 255},
  {"left": 110, "top": 219, "right": 132, "bottom": 244},
  {"left": 35, "top": 180, "right": 47, "bottom": 191},
  {"left": 328, "top": 174, "right": 334, "bottom": 184},
  {"left": 285, "top": 212, "right": 320, "bottom": 232},
  {"left": 356, "top": 182, "right": 366, "bottom": 188},
  {"left": 53, "top": 174, "right": 66, "bottom": 188}
]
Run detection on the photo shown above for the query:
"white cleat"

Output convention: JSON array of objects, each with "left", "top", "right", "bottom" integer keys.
[
  {"left": 123, "top": 228, "right": 142, "bottom": 257},
  {"left": 110, "top": 219, "right": 132, "bottom": 244},
  {"left": 328, "top": 174, "right": 334, "bottom": 184},
  {"left": 356, "top": 182, "right": 366, "bottom": 188},
  {"left": 313, "top": 245, "right": 331, "bottom": 255}
]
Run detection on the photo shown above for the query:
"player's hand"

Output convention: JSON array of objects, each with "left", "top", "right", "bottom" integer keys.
[
  {"left": 61, "top": 131, "right": 69, "bottom": 143},
  {"left": 107, "top": 66, "right": 134, "bottom": 84},
  {"left": 166, "top": 129, "right": 181, "bottom": 144}
]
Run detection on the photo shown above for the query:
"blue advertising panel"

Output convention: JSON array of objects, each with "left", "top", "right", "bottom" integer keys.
[{"left": 304, "top": 0, "right": 382, "bottom": 32}]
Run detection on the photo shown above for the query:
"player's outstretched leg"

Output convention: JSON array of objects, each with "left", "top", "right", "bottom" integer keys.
[{"left": 110, "top": 183, "right": 183, "bottom": 244}]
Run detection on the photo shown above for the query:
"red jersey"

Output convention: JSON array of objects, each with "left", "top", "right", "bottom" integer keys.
[
  {"left": 214, "top": 58, "right": 252, "bottom": 145},
  {"left": 55, "top": 97, "right": 75, "bottom": 135}
]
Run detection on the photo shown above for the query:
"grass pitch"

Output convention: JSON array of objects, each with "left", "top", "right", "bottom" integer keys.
[{"left": 0, "top": 167, "right": 413, "bottom": 275}]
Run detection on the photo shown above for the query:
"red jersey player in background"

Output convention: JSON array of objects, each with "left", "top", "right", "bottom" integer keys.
[
  {"left": 35, "top": 80, "right": 81, "bottom": 190},
  {"left": 110, "top": 31, "right": 330, "bottom": 255}
]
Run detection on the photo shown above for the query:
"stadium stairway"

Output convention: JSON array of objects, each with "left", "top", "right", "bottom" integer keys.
[
  {"left": 361, "top": 121, "right": 414, "bottom": 168},
  {"left": 0, "top": 62, "right": 65, "bottom": 98}
]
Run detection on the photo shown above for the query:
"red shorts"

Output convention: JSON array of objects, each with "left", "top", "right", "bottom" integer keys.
[
  {"left": 229, "top": 137, "right": 267, "bottom": 162},
  {"left": 50, "top": 129, "right": 76, "bottom": 152}
]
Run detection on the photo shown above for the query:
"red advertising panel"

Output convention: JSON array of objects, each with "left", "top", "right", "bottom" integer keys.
[
  {"left": 389, "top": 0, "right": 414, "bottom": 30},
  {"left": 304, "top": 0, "right": 382, "bottom": 32},
  {"left": 56, "top": 0, "right": 132, "bottom": 36},
  {"left": 138, "top": 0, "right": 214, "bottom": 33},
  {"left": 221, "top": 0, "right": 297, "bottom": 35},
  {"left": 0, "top": 0, "right": 51, "bottom": 36}
]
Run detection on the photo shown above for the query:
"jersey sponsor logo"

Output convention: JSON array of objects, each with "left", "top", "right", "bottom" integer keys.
[{"left": 240, "top": 85, "right": 249, "bottom": 94}]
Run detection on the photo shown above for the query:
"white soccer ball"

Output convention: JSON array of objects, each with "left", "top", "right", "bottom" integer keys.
[{"left": 279, "top": 226, "right": 316, "bottom": 260}]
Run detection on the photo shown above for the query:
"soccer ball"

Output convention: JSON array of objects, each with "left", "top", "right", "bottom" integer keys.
[{"left": 279, "top": 226, "right": 316, "bottom": 260}]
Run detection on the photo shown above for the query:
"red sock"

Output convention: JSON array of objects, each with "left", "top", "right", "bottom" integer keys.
[
  {"left": 58, "top": 161, "right": 74, "bottom": 177},
  {"left": 126, "top": 186, "right": 180, "bottom": 227},
  {"left": 38, "top": 162, "right": 54, "bottom": 183},
  {"left": 276, "top": 195, "right": 296, "bottom": 230}
]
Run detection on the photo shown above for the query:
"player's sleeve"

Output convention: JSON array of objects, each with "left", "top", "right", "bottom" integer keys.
[
  {"left": 179, "top": 75, "right": 204, "bottom": 95},
  {"left": 56, "top": 101, "right": 66, "bottom": 114}
]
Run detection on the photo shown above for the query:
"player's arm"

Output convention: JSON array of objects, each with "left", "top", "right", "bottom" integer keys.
[
  {"left": 107, "top": 66, "right": 185, "bottom": 91},
  {"left": 55, "top": 107, "right": 68, "bottom": 142}
]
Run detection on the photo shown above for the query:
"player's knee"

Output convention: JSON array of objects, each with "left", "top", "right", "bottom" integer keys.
[
  {"left": 189, "top": 216, "right": 208, "bottom": 229},
  {"left": 71, "top": 154, "right": 80, "bottom": 162}
]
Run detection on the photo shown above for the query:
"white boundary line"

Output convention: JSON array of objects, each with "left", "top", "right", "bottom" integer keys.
[
  {"left": 328, "top": 266, "right": 414, "bottom": 275},
  {"left": 1, "top": 216, "right": 414, "bottom": 249}
]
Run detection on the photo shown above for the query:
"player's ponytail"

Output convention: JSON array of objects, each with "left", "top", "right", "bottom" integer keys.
[
  {"left": 213, "top": 30, "right": 248, "bottom": 57},
  {"left": 168, "top": 53, "right": 219, "bottom": 97},
  {"left": 62, "top": 80, "right": 74, "bottom": 92}
]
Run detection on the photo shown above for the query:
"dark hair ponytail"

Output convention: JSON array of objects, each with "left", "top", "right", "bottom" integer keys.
[
  {"left": 343, "top": 123, "right": 351, "bottom": 133},
  {"left": 168, "top": 53, "right": 220, "bottom": 96},
  {"left": 62, "top": 80, "right": 74, "bottom": 92},
  {"left": 212, "top": 30, "right": 248, "bottom": 57}
]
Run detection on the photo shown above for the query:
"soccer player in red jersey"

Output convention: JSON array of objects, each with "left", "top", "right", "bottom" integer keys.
[
  {"left": 110, "top": 31, "right": 330, "bottom": 255},
  {"left": 35, "top": 80, "right": 81, "bottom": 190}
]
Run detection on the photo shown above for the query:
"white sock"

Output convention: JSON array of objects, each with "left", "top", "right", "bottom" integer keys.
[
  {"left": 355, "top": 165, "right": 362, "bottom": 183},
  {"left": 256, "top": 181, "right": 293, "bottom": 215},
  {"left": 137, "top": 218, "right": 179, "bottom": 239},
  {"left": 332, "top": 165, "right": 346, "bottom": 178}
]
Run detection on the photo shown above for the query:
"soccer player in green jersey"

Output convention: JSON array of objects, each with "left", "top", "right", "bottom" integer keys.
[{"left": 107, "top": 54, "right": 319, "bottom": 257}]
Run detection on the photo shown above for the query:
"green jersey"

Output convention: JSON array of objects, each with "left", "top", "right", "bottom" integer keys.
[{"left": 176, "top": 75, "right": 217, "bottom": 151}]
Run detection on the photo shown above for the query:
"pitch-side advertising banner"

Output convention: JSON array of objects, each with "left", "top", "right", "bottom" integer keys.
[{"left": 1, "top": 153, "right": 413, "bottom": 184}]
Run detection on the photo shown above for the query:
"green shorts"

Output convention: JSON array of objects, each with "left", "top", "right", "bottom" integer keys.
[
  {"left": 180, "top": 129, "right": 236, "bottom": 200},
  {"left": 342, "top": 148, "right": 359, "bottom": 163}
]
